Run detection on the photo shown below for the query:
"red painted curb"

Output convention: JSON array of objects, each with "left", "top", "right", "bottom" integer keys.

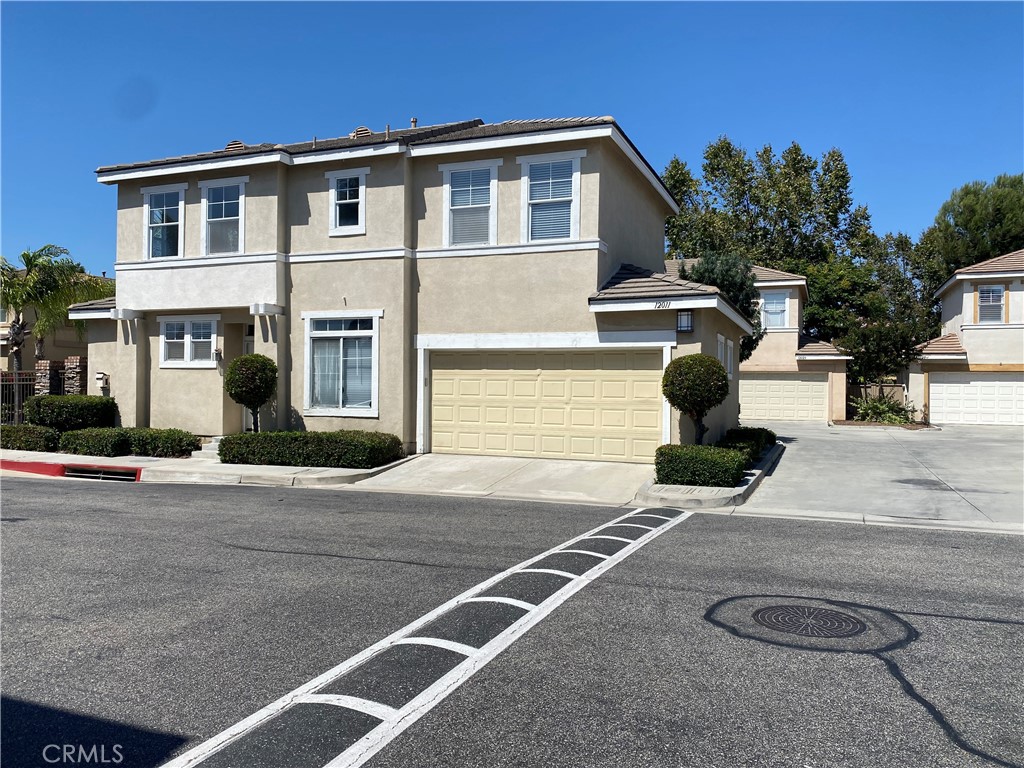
[{"left": 0, "top": 460, "right": 142, "bottom": 481}]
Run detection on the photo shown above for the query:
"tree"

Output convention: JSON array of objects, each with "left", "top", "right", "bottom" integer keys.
[
  {"left": 685, "top": 252, "right": 765, "bottom": 361},
  {"left": 224, "top": 354, "right": 278, "bottom": 432},
  {"left": 661, "top": 354, "right": 729, "bottom": 445},
  {"left": 911, "top": 174, "right": 1024, "bottom": 308},
  {"left": 0, "top": 245, "right": 113, "bottom": 373}
]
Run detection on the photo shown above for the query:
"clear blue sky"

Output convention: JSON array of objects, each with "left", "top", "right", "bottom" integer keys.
[{"left": 2, "top": 2, "right": 1021, "bottom": 276}]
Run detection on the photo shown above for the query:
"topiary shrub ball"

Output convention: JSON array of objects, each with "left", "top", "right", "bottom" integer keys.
[{"left": 661, "top": 353, "right": 729, "bottom": 445}]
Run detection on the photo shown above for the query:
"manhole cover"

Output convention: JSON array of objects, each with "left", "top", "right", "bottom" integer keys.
[{"left": 752, "top": 605, "right": 867, "bottom": 638}]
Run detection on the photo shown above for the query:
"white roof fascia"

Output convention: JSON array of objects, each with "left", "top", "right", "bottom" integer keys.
[
  {"left": 795, "top": 354, "right": 853, "bottom": 360},
  {"left": 589, "top": 296, "right": 718, "bottom": 313},
  {"left": 934, "top": 270, "right": 1024, "bottom": 298},
  {"left": 919, "top": 353, "right": 969, "bottom": 360},
  {"left": 755, "top": 278, "right": 806, "bottom": 288},
  {"left": 67, "top": 309, "right": 114, "bottom": 320},
  {"left": 716, "top": 296, "right": 754, "bottom": 335}
]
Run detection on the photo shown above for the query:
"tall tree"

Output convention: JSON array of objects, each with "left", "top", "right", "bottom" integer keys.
[
  {"left": 911, "top": 174, "right": 1024, "bottom": 308},
  {"left": 685, "top": 252, "right": 765, "bottom": 361},
  {"left": 0, "top": 245, "right": 113, "bottom": 373}
]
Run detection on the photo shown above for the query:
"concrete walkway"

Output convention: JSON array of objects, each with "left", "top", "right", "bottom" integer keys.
[
  {"left": 350, "top": 453, "right": 655, "bottom": 506},
  {"left": 738, "top": 421, "right": 1024, "bottom": 531}
]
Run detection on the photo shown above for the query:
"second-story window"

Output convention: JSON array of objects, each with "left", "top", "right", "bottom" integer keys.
[
  {"left": 200, "top": 177, "right": 247, "bottom": 256},
  {"left": 978, "top": 285, "right": 1005, "bottom": 323},
  {"left": 517, "top": 150, "right": 584, "bottom": 243},
  {"left": 143, "top": 183, "right": 187, "bottom": 259},
  {"left": 761, "top": 291, "right": 789, "bottom": 328},
  {"left": 440, "top": 160, "right": 501, "bottom": 248},
  {"left": 326, "top": 168, "right": 369, "bottom": 236}
]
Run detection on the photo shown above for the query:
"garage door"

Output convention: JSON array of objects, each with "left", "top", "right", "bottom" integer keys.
[
  {"left": 739, "top": 373, "right": 828, "bottom": 421},
  {"left": 929, "top": 372, "right": 1024, "bottom": 425},
  {"left": 430, "top": 350, "right": 663, "bottom": 463}
]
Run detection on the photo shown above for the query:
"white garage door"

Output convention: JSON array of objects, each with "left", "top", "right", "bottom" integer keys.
[
  {"left": 430, "top": 349, "right": 663, "bottom": 463},
  {"left": 739, "top": 373, "right": 829, "bottom": 421},
  {"left": 929, "top": 372, "right": 1024, "bottom": 425}
]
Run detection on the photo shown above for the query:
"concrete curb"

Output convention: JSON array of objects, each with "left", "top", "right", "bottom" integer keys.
[
  {"left": 632, "top": 443, "right": 785, "bottom": 509},
  {"left": 138, "top": 455, "right": 418, "bottom": 486}
]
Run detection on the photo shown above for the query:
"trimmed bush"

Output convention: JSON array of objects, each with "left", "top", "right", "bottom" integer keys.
[
  {"left": 125, "top": 428, "right": 201, "bottom": 458},
  {"left": 59, "top": 428, "right": 132, "bottom": 457},
  {"left": 224, "top": 354, "right": 278, "bottom": 432},
  {"left": 655, "top": 444, "right": 748, "bottom": 488},
  {"left": 24, "top": 395, "right": 118, "bottom": 433},
  {"left": 1, "top": 424, "right": 59, "bottom": 452},
  {"left": 219, "top": 430, "right": 404, "bottom": 469},
  {"left": 716, "top": 427, "right": 778, "bottom": 464},
  {"left": 662, "top": 354, "right": 730, "bottom": 445}
]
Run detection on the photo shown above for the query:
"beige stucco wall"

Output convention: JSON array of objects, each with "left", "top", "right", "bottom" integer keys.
[
  {"left": 940, "top": 282, "right": 968, "bottom": 332},
  {"left": 960, "top": 327, "right": 1024, "bottom": 365},
  {"left": 287, "top": 258, "right": 413, "bottom": 445},
  {"left": 668, "top": 307, "right": 742, "bottom": 445},
  {"left": 286, "top": 154, "right": 407, "bottom": 254},
  {"left": 596, "top": 143, "right": 674, "bottom": 275},
  {"left": 741, "top": 330, "right": 800, "bottom": 371},
  {"left": 84, "top": 319, "right": 149, "bottom": 428}
]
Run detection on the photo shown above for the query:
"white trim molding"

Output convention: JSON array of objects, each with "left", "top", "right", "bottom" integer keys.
[
  {"left": 517, "top": 149, "right": 585, "bottom": 244},
  {"left": 250, "top": 303, "right": 284, "bottom": 316},
  {"left": 199, "top": 176, "right": 248, "bottom": 256},
  {"left": 289, "top": 248, "right": 410, "bottom": 264},
  {"left": 325, "top": 167, "right": 370, "bottom": 237},
  {"left": 588, "top": 295, "right": 753, "bottom": 335},
  {"left": 796, "top": 354, "right": 854, "bottom": 361},
  {"left": 935, "top": 271, "right": 1024, "bottom": 298},
  {"left": 116, "top": 252, "right": 283, "bottom": 271},
  {"left": 439, "top": 158, "right": 502, "bottom": 248},
  {"left": 68, "top": 309, "right": 114, "bottom": 320},
  {"left": 414, "top": 240, "right": 606, "bottom": 260},
  {"left": 415, "top": 330, "right": 677, "bottom": 350}
]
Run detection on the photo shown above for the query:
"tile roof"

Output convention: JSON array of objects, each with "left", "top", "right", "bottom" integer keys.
[
  {"left": 68, "top": 297, "right": 116, "bottom": 311},
  {"left": 664, "top": 259, "right": 806, "bottom": 283},
  {"left": 96, "top": 117, "right": 617, "bottom": 174},
  {"left": 952, "top": 248, "right": 1024, "bottom": 276},
  {"left": 797, "top": 335, "right": 845, "bottom": 356},
  {"left": 591, "top": 263, "right": 719, "bottom": 302},
  {"left": 916, "top": 333, "right": 967, "bottom": 356}
]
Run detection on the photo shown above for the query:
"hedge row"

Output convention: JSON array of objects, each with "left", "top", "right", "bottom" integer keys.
[
  {"left": 655, "top": 444, "right": 748, "bottom": 488},
  {"left": 24, "top": 395, "right": 118, "bottom": 432},
  {"left": 57, "top": 427, "right": 200, "bottom": 458},
  {"left": 0, "top": 424, "right": 60, "bottom": 452},
  {"left": 715, "top": 427, "right": 778, "bottom": 464},
  {"left": 219, "top": 430, "right": 403, "bottom": 469}
]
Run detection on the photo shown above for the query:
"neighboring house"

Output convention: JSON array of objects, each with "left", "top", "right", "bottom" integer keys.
[
  {"left": 904, "top": 249, "right": 1024, "bottom": 425},
  {"left": 1, "top": 303, "right": 92, "bottom": 373},
  {"left": 666, "top": 261, "right": 849, "bottom": 422},
  {"left": 69, "top": 117, "right": 751, "bottom": 462}
]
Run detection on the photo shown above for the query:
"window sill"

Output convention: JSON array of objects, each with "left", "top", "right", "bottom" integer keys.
[
  {"left": 329, "top": 226, "right": 366, "bottom": 237},
  {"left": 763, "top": 327, "right": 798, "bottom": 333},
  {"left": 304, "top": 407, "right": 379, "bottom": 418},
  {"left": 160, "top": 362, "right": 218, "bottom": 369},
  {"left": 962, "top": 323, "right": 1023, "bottom": 330}
]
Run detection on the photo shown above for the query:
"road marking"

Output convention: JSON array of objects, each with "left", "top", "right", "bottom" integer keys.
[
  {"left": 633, "top": 513, "right": 674, "bottom": 521},
  {"left": 161, "top": 507, "right": 692, "bottom": 768},
  {"left": 464, "top": 595, "right": 538, "bottom": 611},
  {"left": 516, "top": 567, "right": 579, "bottom": 579},
  {"left": 558, "top": 549, "right": 610, "bottom": 559},
  {"left": 295, "top": 694, "right": 398, "bottom": 721},
  {"left": 392, "top": 637, "right": 476, "bottom": 656},
  {"left": 608, "top": 522, "right": 658, "bottom": 531}
]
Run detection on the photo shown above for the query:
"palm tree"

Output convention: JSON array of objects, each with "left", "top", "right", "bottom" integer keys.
[{"left": 1, "top": 245, "right": 114, "bottom": 374}]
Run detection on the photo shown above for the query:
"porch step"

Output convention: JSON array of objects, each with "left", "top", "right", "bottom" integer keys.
[{"left": 191, "top": 436, "right": 225, "bottom": 460}]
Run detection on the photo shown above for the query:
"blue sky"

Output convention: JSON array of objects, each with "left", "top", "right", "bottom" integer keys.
[{"left": 2, "top": 1, "right": 1021, "bottom": 276}]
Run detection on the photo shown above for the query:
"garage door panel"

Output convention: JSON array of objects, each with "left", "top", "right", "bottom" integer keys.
[
  {"left": 930, "top": 372, "right": 1023, "bottom": 425},
  {"left": 739, "top": 374, "right": 828, "bottom": 421},
  {"left": 431, "top": 350, "right": 662, "bottom": 463}
]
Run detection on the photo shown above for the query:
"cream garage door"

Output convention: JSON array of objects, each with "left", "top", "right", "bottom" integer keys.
[
  {"left": 430, "top": 350, "right": 663, "bottom": 463},
  {"left": 929, "top": 372, "right": 1024, "bottom": 425},
  {"left": 739, "top": 373, "right": 828, "bottom": 421}
]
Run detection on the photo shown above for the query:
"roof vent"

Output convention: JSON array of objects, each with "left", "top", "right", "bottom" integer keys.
[
  {"left": 349, "top": 126, "right": 373, "bottom": 138},
  {"left": 225, "top": 139, "right": 246, "bottom": 151}
]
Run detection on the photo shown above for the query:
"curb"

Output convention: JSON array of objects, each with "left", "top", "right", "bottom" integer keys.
[
  {"left": 632, "top": 443, "right": 785, "bottom": 509},
  {"left": 0, "top": 458, "right": 142, "bottom": 482},
  {"left": 137, "top": 455, "right": 418, "bottom": 487}
]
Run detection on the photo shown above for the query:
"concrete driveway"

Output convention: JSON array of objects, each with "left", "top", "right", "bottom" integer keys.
[
  {"left": 350, "top": 453, "right": 654, "bottom": 506},
  {"left": 741, "top": 422, "right": 1023, "bottom": 528}
]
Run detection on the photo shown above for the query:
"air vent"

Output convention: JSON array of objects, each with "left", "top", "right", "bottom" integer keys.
[
  {"left": 225, "top": 139, "right": 246, "bottom": 151},
  {"left": 348, "top": 126, "right": 373, "bottom": 138}
]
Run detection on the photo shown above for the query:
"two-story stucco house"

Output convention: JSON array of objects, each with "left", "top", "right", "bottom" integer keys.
[
  {"left": 70, "top": 117, "right": 752, "bottom": 463},
  {"left": 905, "top": 249, "right": 1024, "bottom": 425},
  {"left": 665, "top": 261, "right": 849, "bottom": 422}
]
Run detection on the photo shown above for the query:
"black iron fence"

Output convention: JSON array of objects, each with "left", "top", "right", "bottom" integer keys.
[{"left": 1, "top": 371, "right": 37, "bottom": 425}]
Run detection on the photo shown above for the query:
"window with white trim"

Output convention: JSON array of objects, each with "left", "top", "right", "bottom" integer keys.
[
  {"left": 326, "top": 168, "right": 369, "bottom": 236},
  {"left": 159, "top": 316, "right": 218, "bottom": 368},
  {"left": 717, "top": 334, "right": 726, "bottom": 369},
  {"left": 761, "top": 291, "right": 789, "bottom": 328},
  {"left": 304, "top": 313, "right": 380, "bottom": 416},
  {"left": 440, "top": 160, "right": 500, "bottom": 247},
  {"left": 517, "top": 150, "right": 583, "bottom": 243},
  {"left": 726, "top": 339, "right": 735, "bottom": 379},
  {"left": 143, "top": 183, "right": 187, "bottom": 259},
  {"left": 978, "top": 285, "right": 1005, "bottom": 324},
  {"left": 200, "top": 177, "right": 247, "bottom": 255}
]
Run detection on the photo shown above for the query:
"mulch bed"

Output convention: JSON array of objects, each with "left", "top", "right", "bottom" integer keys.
[{"left": 833, "top": 420, "right": 931, "bottom": 430}]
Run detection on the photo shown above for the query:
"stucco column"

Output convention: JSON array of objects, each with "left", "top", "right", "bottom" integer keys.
[{"left": 253, "top": 313, "right": 289, "bottom": 431}]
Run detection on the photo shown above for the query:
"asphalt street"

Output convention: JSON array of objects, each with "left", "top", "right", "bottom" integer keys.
[{"left": 1, "top": 477, "right": 1021, "bottom": 768}]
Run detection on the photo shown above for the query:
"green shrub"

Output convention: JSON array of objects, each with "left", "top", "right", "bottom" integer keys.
[
  {"left": 0, "top": 424, "right": 59, "bottom": 452},
  {"left": 24, "top": 395, "right": 118, "bottom": 433},
  {"left": 852, "top": 395, "right": 914, "bottom": 424},
  {"left": 717, "top": 427, "right": 778, "bottom": 464},
  {"left": 59, "top": 428, "right": 132, "bottom": 457},
  {"left": 655, "top": 444, "right": 748, "bottom": 487},
  {"left": 125, "top": 428, "right": 201, "bottom": 458},
  {"left": 219, "top": 430, "right": 404, "bottom": 469}
]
